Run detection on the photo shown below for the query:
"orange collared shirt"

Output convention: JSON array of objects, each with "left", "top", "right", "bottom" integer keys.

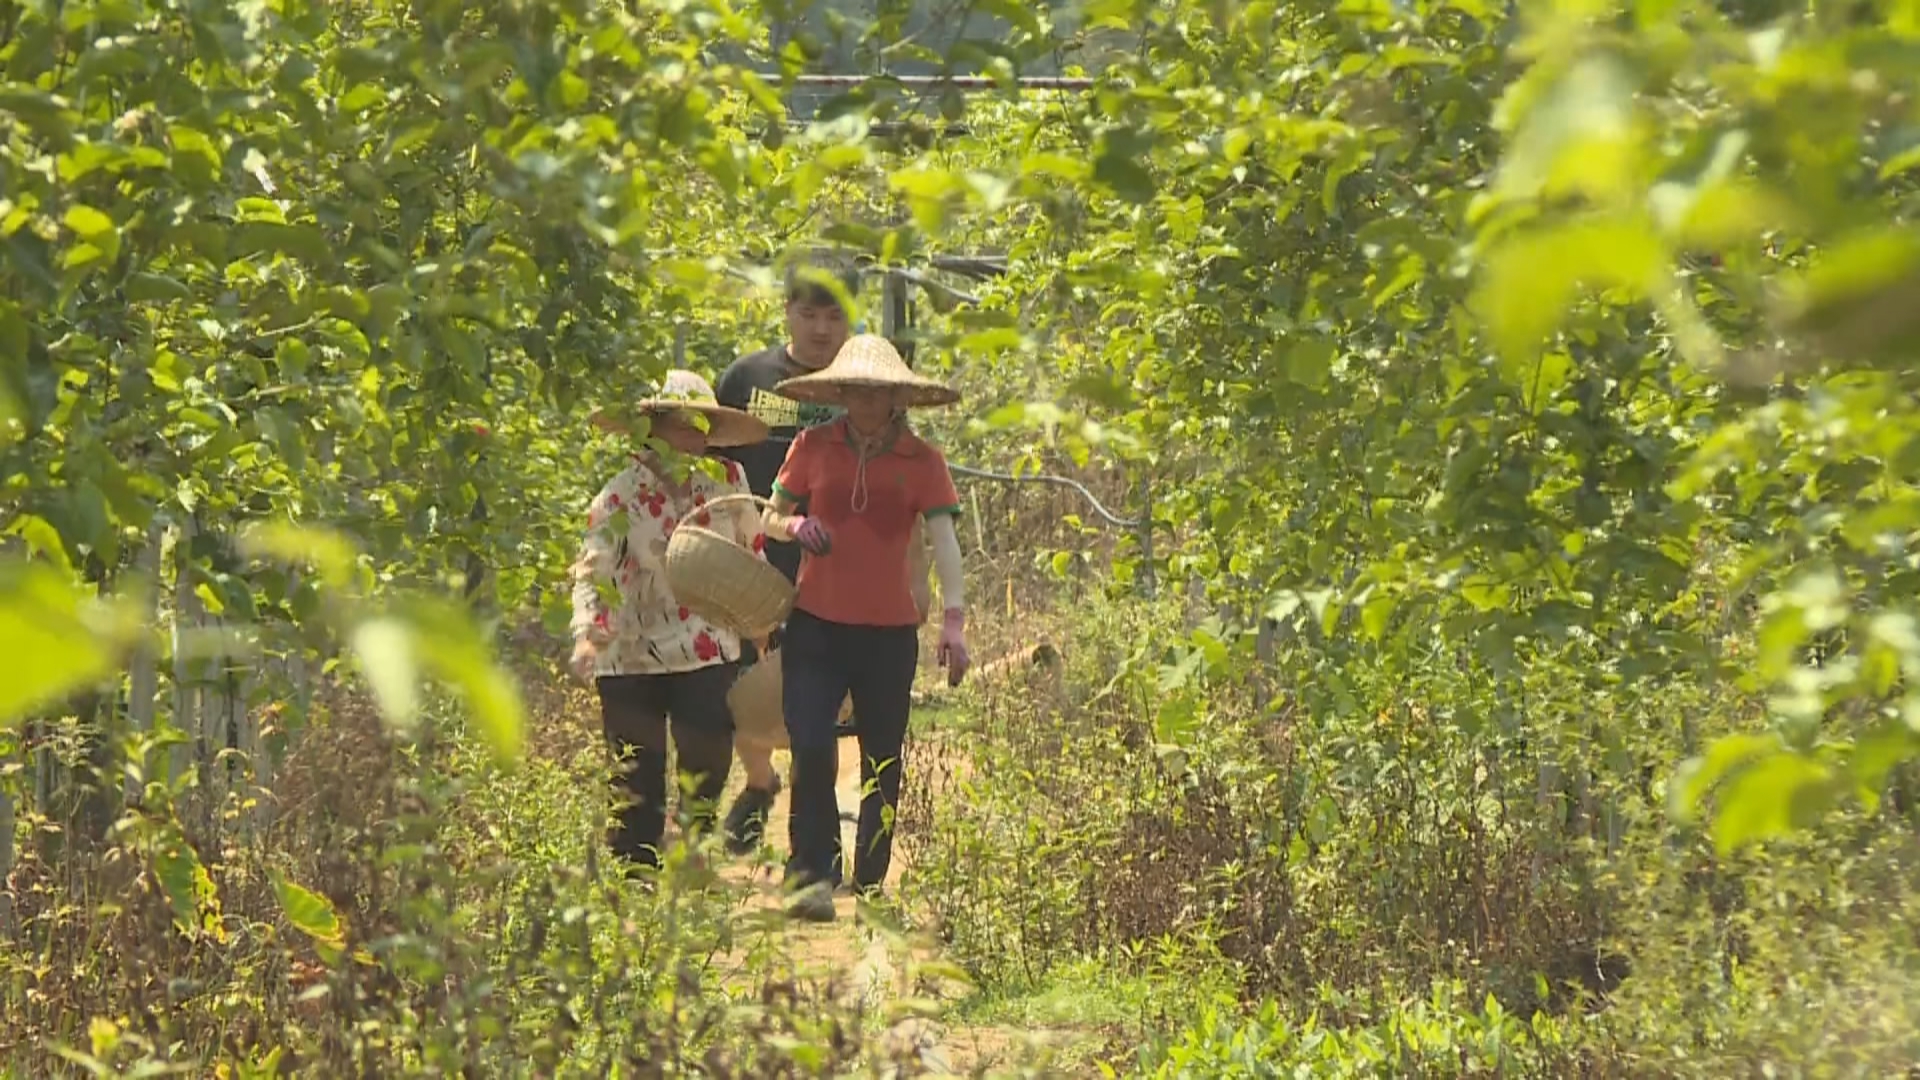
[{"left": 772, "top": 419, "right": 961, "bottom": 628}]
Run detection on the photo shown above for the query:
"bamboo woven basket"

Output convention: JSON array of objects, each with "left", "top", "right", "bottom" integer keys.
[
  {"left": 663, "top": 492, "right": 795, "bottom": 639},
  {"left": 727, "top": 648, "right": 853, "bottom": 749}
]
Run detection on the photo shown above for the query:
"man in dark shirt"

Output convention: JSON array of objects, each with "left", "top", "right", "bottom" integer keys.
[{"left": 717, "top": 256, "right": 856, "bottom": 854}]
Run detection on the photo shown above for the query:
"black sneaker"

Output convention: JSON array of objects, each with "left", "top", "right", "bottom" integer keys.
[
  {"left": 785, "top": 883, "right": 837, "bottom": 923},
  {"left": 723, "top": 778, "right": 781, "bottom": 855}
]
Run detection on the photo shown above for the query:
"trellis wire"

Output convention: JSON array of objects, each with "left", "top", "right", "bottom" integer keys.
[
  {"left": 754, "top": 428, "right": 1157, "bottom": 597},
  {"left": 946, "top": 461, "right": 1138, "bottom": 528},
  {"left": 788, "top": 75, "right": 1097, "bottom": 90}
]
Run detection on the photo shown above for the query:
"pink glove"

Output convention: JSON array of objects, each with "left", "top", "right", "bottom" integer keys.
[
  {"left": 789, "top": 515, "right": 832, "bottom": 555},
  {"left": 937, "top": 608, "right": 970, "bottom": 687}
]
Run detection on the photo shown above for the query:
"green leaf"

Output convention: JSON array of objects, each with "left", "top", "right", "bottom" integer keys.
[
  {"left": 233, "top": 222, "right": 333, "bottom": 264},
  {"left": 1092, "top": 129, "right": 1157, "bottom": 204},
  {"left": 6, "top": 514, "right": 74, "bottom": 576},
  {"left": 1064, "top": 370, "right": 1134, "bottom": 410},
  {"left": 63, "top": 204, "right": 114, "bottom": 241},
  {"left": 1372, "top": 254, "right": 1426, "bottom": 309},
  {"left": 1286, "top": 337, "right": 1336, "bottom": 389},
  {"left": 1458, "top": 576, "right": 1510, "bottom": 612},
  {"left": 956, "top": 327, "right": 1025, "bottom": 354},
  {"left": 338, "top": 83, "right": 385, "bottom": 114},
  {"left": 194, "top": 582, "right": 226, "bottom": 616},
  {"left": 152, "top": 826, "right": 219, "bottom": 935},
  {"left": 1670, "top": 731, "right": 1779, "bottom": 823},
  {"left": 1492, "top": 52, "right": 1643, "bottom": 208},
  {"left": 1879, "top": 142, "right": 1920, "bottom": 180},
  {"left": 1475, "top": 216, "right": 1664, "bottom": 360},
  {"left": 0, "top": 87, "right": 76, "bottom": 145},
  {"left": 1152, "top": 689, "right": 1200, "bottom": 745},
  {"left": 1308, "top": 588, "right": 1341, "bottom": 636},
  {"left": 273, "top": 871, "right": 346, "bottom": 962},
  {"left": 1360, "top": 589, "right": 1395, "bottom": 642},
  {"left": 1515, "top": 350, "right": 1573, "bottom": 414},
  {"left": 125, "top": 272, "right": 193, "bottom": 302},
  {"left": 0, "top": 301, "right": 28, "bottom": 425},
  {"left": 350, "top": 615, "right": 421, "bottom": 734},
  {"left": 1849, "top": 721, "right": 1920, "bottom": 810},
  {"left": 1773, "top": 227, "right": 1920, "bottom": 363},
  {"left": 1712, "top": 751, "right": 1839, "bottom": 855},
  {"left": 407, "top": 599, "right": 525, "bottom": 767},
  {"left": 1264, "top": 590, "right": 1304, "bottom": 624},
  {"left": 1323, "top": 141, "right": 1367, "bottom": 216},
  {"left": 238, "top": 521, "right": 358, "bottom": 591},
  {"left": 0, "top": 558, "right": 135, "bottom": 727},
  {"left": 61, "top": 242, "right": 107, "bottom": 270},
  {"left": 354, "top": 599, "right": 525, "bottom": 766}
]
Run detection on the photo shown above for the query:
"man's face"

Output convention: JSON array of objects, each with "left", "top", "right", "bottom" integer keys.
[{"left": 785, "top": 298, "right": 849, "bottom": 368}]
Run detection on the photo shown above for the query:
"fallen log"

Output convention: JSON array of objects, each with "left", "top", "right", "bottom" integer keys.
[
  {"left": 974, "top": 642, "right": 1062, "bottom": 682},
  {"left": 915, "top": 641, "right": 1064, "bottom": 706}
]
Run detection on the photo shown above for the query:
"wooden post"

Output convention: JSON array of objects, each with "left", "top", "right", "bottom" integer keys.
[
  {"left": 1135, "top": 471, "right": 1157, "bottom": 601},
  {"left": 0, "top": 766, "right": 11, "bottom": 936},
  {"left": 230, "top": 661, "right": 258, "bottom": 834},
  {"left": 30, "top": 723, "right": 50, "bottom": 822},
  {"left": 198, "top": 631, "right": 235, "bottom": 834},
  {"left": 882, "top": 271, "right": 911, "bottom": 362},
  {"left": 1530, "top": 727, "right": 1560, "bottom": 890},
  {"left": 169, "top": 516, "right": 201, "bottom": 790},
  {"left": 290, "top": 581, "right": 313, "bottom": 722},
  {"left": 125, "top": 523, "right": 163, "bottom": 805}
]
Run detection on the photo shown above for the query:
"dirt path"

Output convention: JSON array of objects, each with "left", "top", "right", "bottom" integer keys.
[
  {"left": 708, "top": 738, "right": 902, "bottom": 991},
  {"left": 635, "top": 647, "right": 1095, "bottom": 1077},
  {"left": 676, "top": 736, "right": 1060, "bottom": 1077}
]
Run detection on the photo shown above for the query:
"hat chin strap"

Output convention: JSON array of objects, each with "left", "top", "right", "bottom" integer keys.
[{"left": 846, "top": 413, "right": 906, "bottom": 514}]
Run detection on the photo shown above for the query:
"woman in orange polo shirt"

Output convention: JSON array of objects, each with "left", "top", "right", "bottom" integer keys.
[{"left": 761, "top": 335, "right": 972, "bottom": 922}]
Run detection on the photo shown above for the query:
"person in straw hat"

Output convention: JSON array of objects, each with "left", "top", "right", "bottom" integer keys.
[
  {"left": 712, "top": 255, "right": 859, "bottom": 854},
  {"left": 760, "top": 333, "right": 972, "bottom": 922},
  {"left": 713, "top": 257, "right": 937, "bottom": 857},
  {"left": 569, "top": 369, "right": 774, "bottom": 878}
]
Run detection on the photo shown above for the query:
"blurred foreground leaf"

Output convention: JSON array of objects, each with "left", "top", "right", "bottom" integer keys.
[
  {"left": 239, "top": 521, "right": 360, "bottom": 591},
  {"left": 349, "top": 599, "right": 525, "bottom": 766},
  {"left": 0, "top": 557, "right": 146, "bottom": 727}
]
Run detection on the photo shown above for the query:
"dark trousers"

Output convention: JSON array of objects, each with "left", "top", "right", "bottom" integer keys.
[
  {"left": 596, "top": 663, "right": 739, "bottom": 870},
  {"left": 781, "top": 609, "right": 918, "bottom": 893}
]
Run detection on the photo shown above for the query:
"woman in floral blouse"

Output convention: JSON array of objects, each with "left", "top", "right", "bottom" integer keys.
[{"left": 570, "top": 369, "right": 772, "bottom": 875}]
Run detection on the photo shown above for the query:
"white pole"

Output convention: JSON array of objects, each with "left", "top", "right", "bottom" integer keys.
[{"left": 125, "top": 523, "right": 163, "bottom": 804}]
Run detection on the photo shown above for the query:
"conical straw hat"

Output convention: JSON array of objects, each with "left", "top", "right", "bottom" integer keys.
[
  {"left": 588, "top": 369, "right": 771, "bottom": 447},
  {"left": 774, "top": 334, "right": 960, "bottom": 409}
]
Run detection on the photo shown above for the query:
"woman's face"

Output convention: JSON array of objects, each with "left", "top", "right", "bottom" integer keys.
[
  {"left": 842, "top": 386, "right": 898, "bottom": 431},
  {"left": 650, "top": 414, "right": 709, "bottom": 456}
]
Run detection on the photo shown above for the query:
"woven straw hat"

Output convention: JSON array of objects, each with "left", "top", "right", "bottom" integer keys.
[
  {"left": 774, "top": 334, "right": 960, "bottom": 408},
  {"left": 590, "top": 370, "right": 770, "bottom": 447}
]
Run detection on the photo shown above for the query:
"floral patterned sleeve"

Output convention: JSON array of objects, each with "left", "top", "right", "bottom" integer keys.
[
  {"left": 720, "top": 458, "right": 769, "bottom": 563},
  {"left": 569, "top": 477, "right": 625, "bottom": 646}
]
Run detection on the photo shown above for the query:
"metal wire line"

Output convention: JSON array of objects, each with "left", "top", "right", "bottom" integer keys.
[{"left": 946, "top": 461, "right": 1142, "bottom": 530}]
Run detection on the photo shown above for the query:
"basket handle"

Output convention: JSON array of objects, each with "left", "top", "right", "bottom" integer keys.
[{"left": 700, "top": 492, "right": 777, "bottom": 515}]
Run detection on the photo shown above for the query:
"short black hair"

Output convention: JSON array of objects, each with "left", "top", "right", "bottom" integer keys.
[{"left": 784, "top": 255, "right": 859, "bottom": 309}]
